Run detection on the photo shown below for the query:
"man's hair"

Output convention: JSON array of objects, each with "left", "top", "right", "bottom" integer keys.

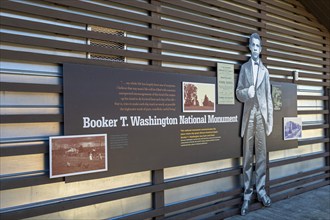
[{"left": 249, "top": 33, "right": 261, "bottom": 46}]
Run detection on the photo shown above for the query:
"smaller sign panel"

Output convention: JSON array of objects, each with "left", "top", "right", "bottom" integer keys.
[
  {"left": 49, "top": 134, "right": 107, "bottom": 178},
  {"left": 283, "top": 117, "right": 302, "bottom": 140},
  {"left": 217, "top": 63, "right": 235, "bottom": 105},
  {"left": 267, "top": 82, "right": 298, "bottom": 151},
  {"left": 182, "top": 82, "right": 215, "bottom": 112}
]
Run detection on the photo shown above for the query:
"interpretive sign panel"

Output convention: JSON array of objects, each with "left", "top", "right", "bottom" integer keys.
[
  {"left": 49, "top": 134, "right": 107, "bottom": 178},
  {"left": 267, "top": 82, "right": 298, "bottom": 151},
  {"left": 63, "top": 63, "right": 242, "bottom": 180},
  {"left": 217, "top": 63, "right": 235, "bottom": 105}
]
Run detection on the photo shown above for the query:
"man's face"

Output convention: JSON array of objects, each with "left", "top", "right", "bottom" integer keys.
[{"left": 249, "top": 38, "right": 262, "bottom": 61}]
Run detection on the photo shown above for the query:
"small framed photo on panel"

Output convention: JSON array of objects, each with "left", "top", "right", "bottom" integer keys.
[
  {"left": 283, "top": 117, "right": 302, "bottom": 140},
  {"left": 182, "top": 82, "right": 216, "bottom": 113},
  {"left": 49, "top": 134, "right": 107, "bottom": 178}
]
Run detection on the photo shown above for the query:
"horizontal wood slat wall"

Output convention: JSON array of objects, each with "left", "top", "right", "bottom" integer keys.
[
  {"left": 0, "top": 153, "right": 328, "bottom": 219},
  {"left": 0, "top": 0, "right": 329, "bottom": 219}
]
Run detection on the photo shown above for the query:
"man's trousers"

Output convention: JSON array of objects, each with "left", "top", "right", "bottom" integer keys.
[{"left": 242, "top": 105, "right": 267, "bottom": 201}]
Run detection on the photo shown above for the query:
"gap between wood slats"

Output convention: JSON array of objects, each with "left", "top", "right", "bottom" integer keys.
[
  {"left": 263, "top": 0, "right": 328, "bottom": 38},
  {"left": 108, "top": 0, "right": 158, "bottom": 12},
  {"left": 3, "top": 178, "right": 328, "bottom": 220},
  {"left": 107, "top": 3, "right": 324, "bottom": 53},
  {"left": 0, "top": 84, "right": 328, "bottom": 103},
  {"left": 165, "top": 197, "right": 242, "bottom": 220},
  {"left": 264, "top": 32, "right": 328, "bottom": 53},
  {"left": 1, "top": 151, "right": 328, "bottom": 191},
  {"left": 0, "top": 17, "right": 157, "bottom": 49},
  {"left": 0, "top": 169, "right": 241, "bottom": 219},
  {"left": 297, "top": 80, "right": 330, "bottom": 87},
  {"left": 262, "top": 0, "right": 323, "bottom": 24},
  {"left": 159, "top": 4, "right": 262, "bottom": 37},
  {"left": 0, "top": 157, "right": 328, "bottom": 219},
  {"left": 158, "top": 0, "right": 263, "bottom": 28},
  {"left": 2, "top": 50, "right": 329, "bottom": 87},
  {"left": 269, "top": 70, "right": 329, "bottom": 80},
  {"left": 1, "top": 17, "right": 328, "bottom": 60},
  {"left": 0, "top": 166, "right": 240, "bottom": 190},
  {"left": 0, "top": 32, "right": 246, "bottom": 63},
  {"left": 263, "top": 0, "right": 328, "bottom": 36},
  {"left": 269, "top": 166, "right": 329, "bottom": 185},
  {"left": 0, "top": 1, "right": 251, "bottom": 49},
  {"left": 45, "top": 0, "right": 154, "bottom": 24},
  {"left": 269, "top": 151, "right": 329, "bottom": 168},
  {"left": 198, "top": 0, "right": 261, "bottom": 19},
  {"left": 270, "top": 173, "right": 329, "bottom": 195},
  {"left": 1, "top": 1, "right": 232, "bottom": 48},
  {"left": 262, "top": 2, "right": 327, "bottom": 32},
  {"left": 298, "top": 73, "right": 330, "bottom": 80},
  {"left": 0, "top": 50, "right": 216, "bottom": 76},
  {"left": 265, "top": 24, "right": 329, "bottom": 48},
  {"left": 43, "top": 0, "right": 249, "bottom": 41},
  {"left": 265, "top": 51, "right": 329, "bottom": 66},
  {"left": 3, "top": 32, "right": 328, "bottom": 75},
  {"left": 120, "top": 188, "right": 242, "bottom": 220},
  {"left": 269, "top": 77, "right": 329, "bottom": 87},
  {"left": 264, "top": 41, "right": 328, "bottom": 59},
  {"left": 3, "top": 31, "right": 329, "bottom": 73},
  {"left": 263, "top": 13, "right": 329, "bottom": 39},
  {"left": 271, "top": 179, "right": 330, "bottom": 203}
]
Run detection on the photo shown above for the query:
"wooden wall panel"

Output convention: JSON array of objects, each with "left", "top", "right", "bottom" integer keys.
[{"left": 0, "top": 0, "right": 329, "bottom": 219}]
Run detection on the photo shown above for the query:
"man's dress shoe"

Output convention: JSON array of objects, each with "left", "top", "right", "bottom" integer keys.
[
  {"left": 241, "top": 200, "right": 249, "bottom": 216},
  {"left": 258, "top": 195, "right": 271, "bottom": 207}
]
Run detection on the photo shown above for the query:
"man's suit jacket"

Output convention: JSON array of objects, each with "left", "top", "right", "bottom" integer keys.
[{"left": 236, "top": 58, "right": 273, "bottom": 137}]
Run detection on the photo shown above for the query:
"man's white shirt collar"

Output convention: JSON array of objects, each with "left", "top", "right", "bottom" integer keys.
[{"left": 251, "top": 59, "right": 259, "bottom": 85}]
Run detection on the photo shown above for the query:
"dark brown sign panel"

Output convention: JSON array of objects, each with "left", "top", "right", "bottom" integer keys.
[
  {"left": 63, "top": 63, "right": 242, "bottom": 180},
  {"left": 267, "top": 82, "right": 298, "bottom": 151}
]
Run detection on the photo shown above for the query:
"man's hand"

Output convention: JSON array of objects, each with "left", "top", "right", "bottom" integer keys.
[
  {"left": 266, "top": 126, "right": 272, "bottom": 136},
  {"left": 248, "top": 85, "right": 255, "bottom": 98}
]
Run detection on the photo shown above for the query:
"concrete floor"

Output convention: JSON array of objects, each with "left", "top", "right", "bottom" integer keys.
[{"left": 226, "top": 185, "right": 330, "bottom": 220}]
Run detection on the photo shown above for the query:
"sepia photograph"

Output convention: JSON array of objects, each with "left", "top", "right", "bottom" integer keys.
[
  {"left": 283, "top": 117, "right": 302, "bottom": 140},
  {"left": 50, "top": 134, "right": 108, "bottom": 178},
  {"left": 182, "top": 82, "right": 216, "bottom": 112}
]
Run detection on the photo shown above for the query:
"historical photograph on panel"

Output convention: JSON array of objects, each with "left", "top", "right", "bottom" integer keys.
[
  {"left": 50, "top": 134, "right": 107, "bottom": 178},
  {"left": 272, "top": 85, "right": 282, "bottom": 111},
  {"left": 283, "top": 117, "right": 302, "bottom": 140},
  {"left": 182, "top": 82, "right": 216, "bottom": 112}
]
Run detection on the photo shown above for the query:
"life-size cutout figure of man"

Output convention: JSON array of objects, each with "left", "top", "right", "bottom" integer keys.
[{"left": 236, "top": 33, "right": 273, "bottom": 216}]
